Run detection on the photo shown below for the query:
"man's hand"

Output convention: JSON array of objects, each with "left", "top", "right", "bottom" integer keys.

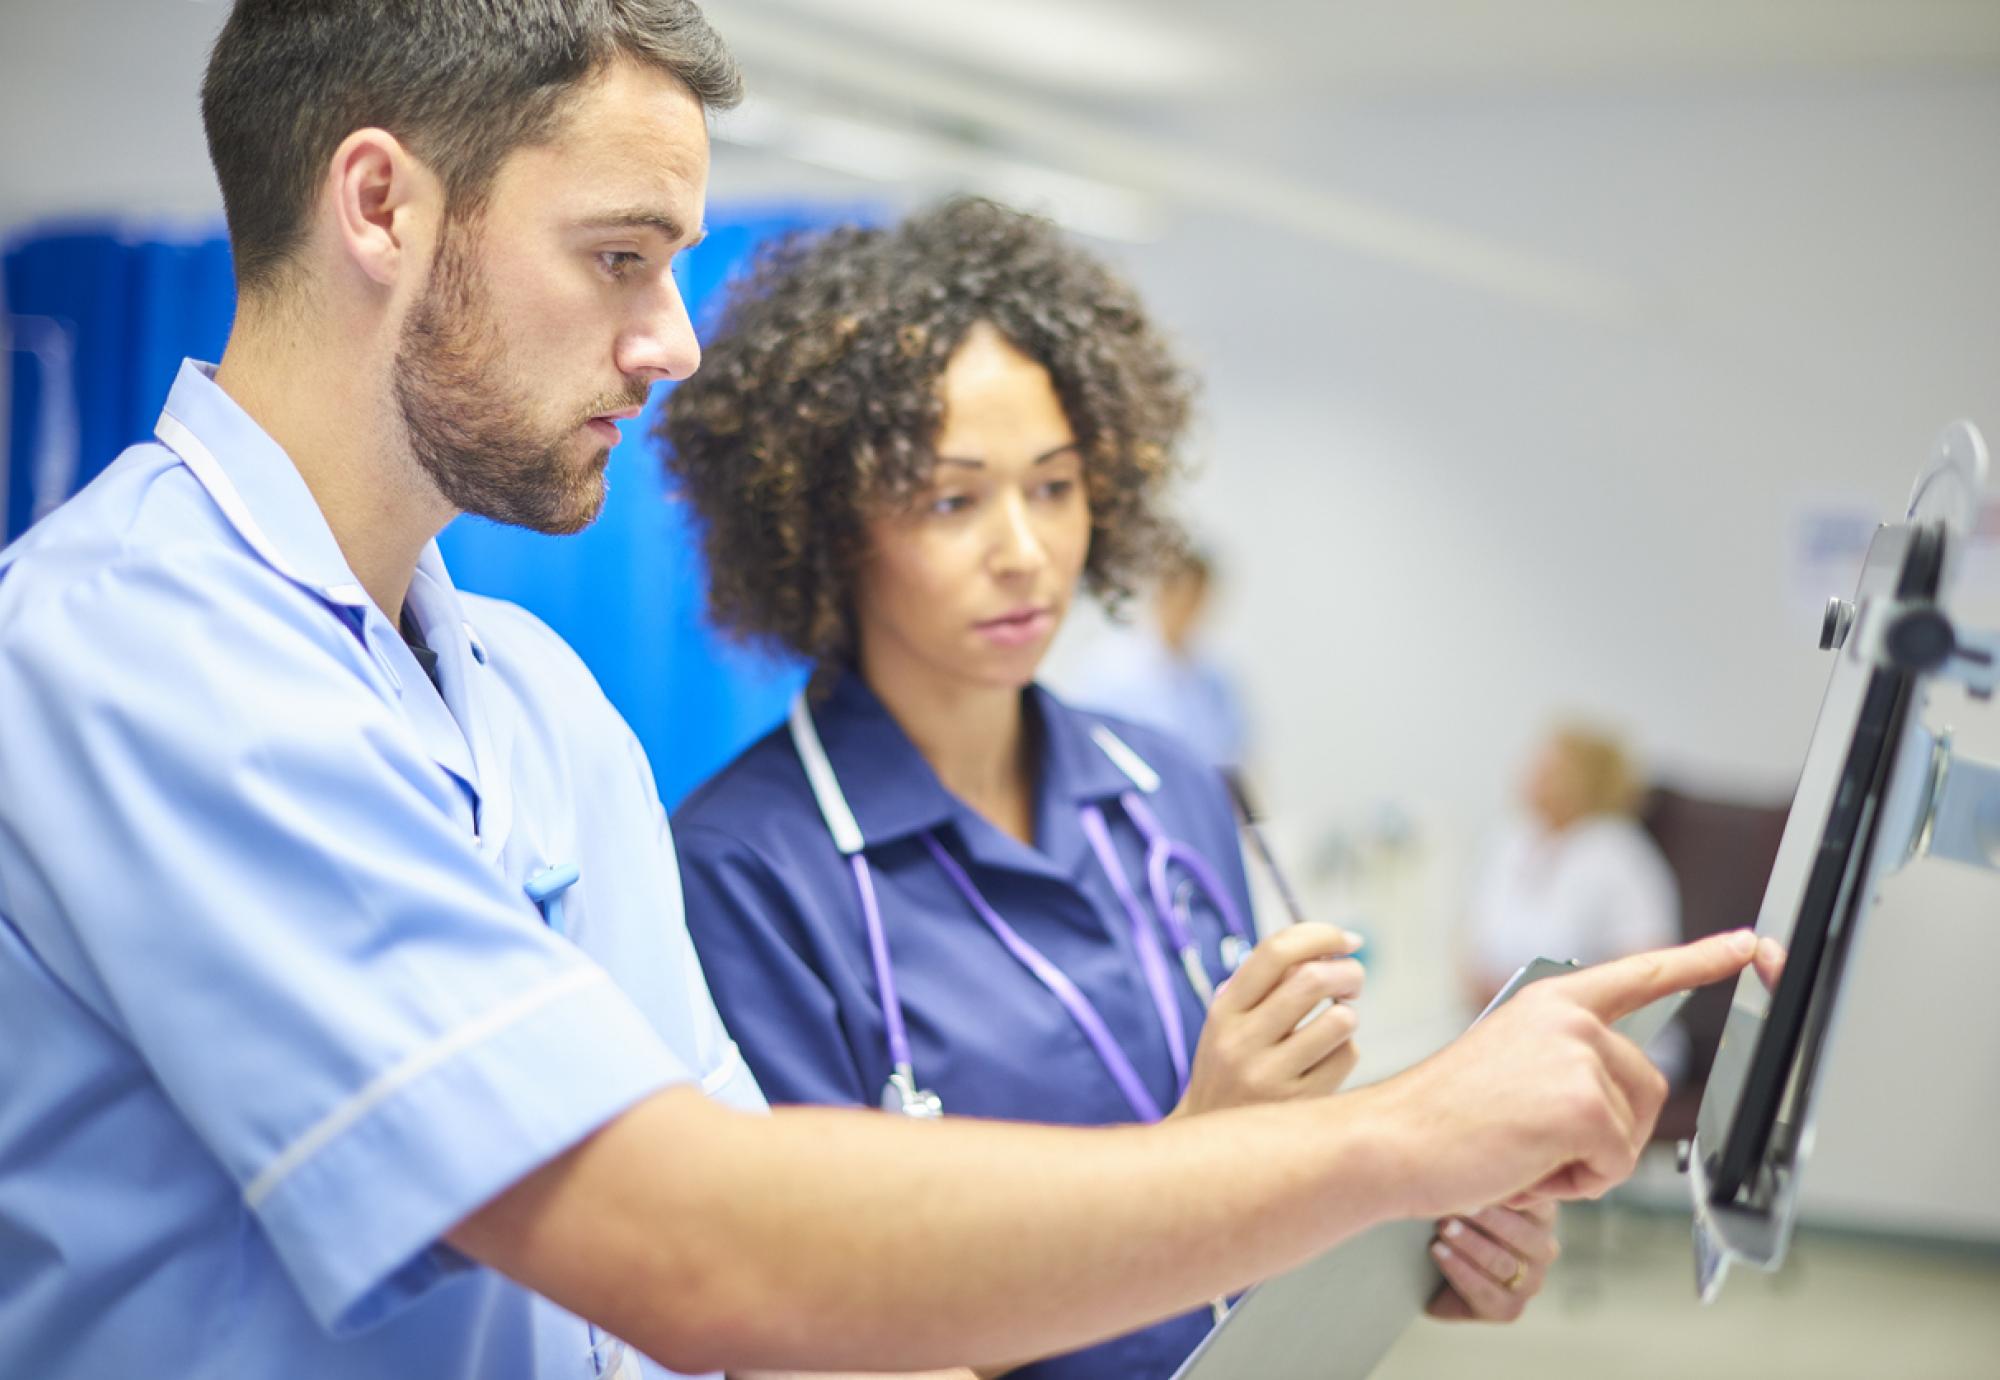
[
  {"left": 1172, "top": 923, "right": 1364, "bottom": 1117},
  {"left": 733, "top": 1371, "right": 979, "bottom": 1380},
  {"left": 1753, "top": 936, "right": 1787, "bottom": 990},
  {"left": 1425, "top": 1203, "right": 1559, "bottom": 1323},
  {"left": 1364, "top": 929, "right": 1760, "bottom": 1220}
]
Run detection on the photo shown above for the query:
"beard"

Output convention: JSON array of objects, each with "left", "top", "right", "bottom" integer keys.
[{"left": 393, "top": 219, "right": 645, "bottom": 535}]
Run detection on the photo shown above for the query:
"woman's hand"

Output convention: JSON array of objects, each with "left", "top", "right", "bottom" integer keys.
[
  {"left": 1171, "top": 923, "right": 1365, "bottom": 1117},
  {"left": 1425, "top": 1202, "right": 1559, "bottom": 1323}
]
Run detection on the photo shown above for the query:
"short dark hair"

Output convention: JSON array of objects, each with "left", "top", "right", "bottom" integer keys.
[
  {"left": 660, "top": 197, "right": 1194, "bottom": 673},
  {"left": 201, "top": 0, "right": 741, "bottom": 296}
]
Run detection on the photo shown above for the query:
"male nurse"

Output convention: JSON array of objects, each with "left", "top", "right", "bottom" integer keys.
[{"left": 0, "top": 2, "right": 1766, "bottom": 1377}]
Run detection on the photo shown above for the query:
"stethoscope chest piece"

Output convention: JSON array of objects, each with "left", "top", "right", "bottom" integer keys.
[{"left": 882, "top": 1066, "right": 943, "bottom": 1119}]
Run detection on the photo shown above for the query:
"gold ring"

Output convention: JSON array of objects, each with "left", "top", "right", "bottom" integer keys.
[{"left": 1504, "top": 1260, "right": 1528, "bottom": 1292}]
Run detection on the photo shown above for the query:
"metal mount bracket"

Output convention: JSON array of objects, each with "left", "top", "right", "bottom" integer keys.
[
  {"left": 1828, "top": 597, "right": 2000, "bottom": 701},
  {"left": 1911, "top": 733, "right": 2000, "bottom": 875}
]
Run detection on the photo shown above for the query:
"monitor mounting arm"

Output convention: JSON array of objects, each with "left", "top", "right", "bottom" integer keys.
[{"left": 1827, "top": 592, "right": 2000, "bottom": 879}]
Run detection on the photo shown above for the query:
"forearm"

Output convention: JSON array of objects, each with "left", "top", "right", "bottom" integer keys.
[
  {"left": 455, "top": 1084, "right": 1413, "bottom": 1375},
  {"left": 734, "top": 1372, "right": 976, "bottom": 1380}
]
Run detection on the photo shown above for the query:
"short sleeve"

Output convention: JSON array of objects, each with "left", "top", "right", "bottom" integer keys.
[
  {"left": 675, "top": 824, "right": 873, "bottom": 1109},
  {"left": 0, "top": 548, "right": 687, "bottom": 1333}
]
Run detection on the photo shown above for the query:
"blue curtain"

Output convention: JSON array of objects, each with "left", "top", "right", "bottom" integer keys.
[
  {"left": 6, "top": 227, "right": 237, "bottom": 539},
  {"left": 3, "top": 205, "right": 866, "bottom": 806}
]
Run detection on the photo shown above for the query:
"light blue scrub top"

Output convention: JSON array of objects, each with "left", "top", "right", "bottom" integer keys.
[
  {"left": 675, "top": 672, "right": 1256, "bottom": 1380},
  {"left": 0, "top": 361, "right": 765, "bottom": 1379}
]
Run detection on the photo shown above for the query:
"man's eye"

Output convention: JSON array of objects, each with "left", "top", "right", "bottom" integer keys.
[{"left": 598, "top": 251, "right": 647, "bottom": 279}]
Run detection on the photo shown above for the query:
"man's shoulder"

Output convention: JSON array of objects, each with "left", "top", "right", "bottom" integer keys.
[
  {"left": 0, "top": 444, "right": 355, "bottom": 672},
  {"left": 0, "top": 441, "right": 235, "bottom": 590},
  {"left": 672, "top": 722, "right": 816, "bottom": 845},
  {"left": 458, "top": 593, "right": 625, "bottom": 716},
  {"left": 456, "top": 592, "right": 658, "bottom": 788},
  {"left": 458, "top": 594, "right": 589, "bottom": 679}
]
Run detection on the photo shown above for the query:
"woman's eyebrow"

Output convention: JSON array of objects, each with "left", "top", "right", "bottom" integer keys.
[{"left": 932, "top": 444, "right": 1081, "bottom": 470}]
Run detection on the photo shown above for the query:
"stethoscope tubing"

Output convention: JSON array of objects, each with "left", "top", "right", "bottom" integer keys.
[
  {"left": 788, "top": 695, "right": 1258, "bottom": 1124},
  {"left": 921, "top": 832, "right": 1170, "bottom": 1124}
]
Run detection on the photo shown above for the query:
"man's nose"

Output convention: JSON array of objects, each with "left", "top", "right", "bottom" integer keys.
[{"left": 617, "top": 278, "right": 701, "bottom": 384}]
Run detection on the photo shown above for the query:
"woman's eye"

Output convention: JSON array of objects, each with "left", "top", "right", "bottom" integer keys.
[
  {"left": 598, "top": 250, "right": 646, "bottom": 279},
  {"left": 928, "top": 493, "right": 974, "bottom": 516},
  {"left": 1036, "top": 479, "right": 1076, "bottom": 501}
]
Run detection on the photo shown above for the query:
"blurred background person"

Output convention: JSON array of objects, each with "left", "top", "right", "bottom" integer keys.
[
  {"left": 1069, "top": 546, "right": 1249, "bottom": 771},
  {"left": 1460, "top": 724, "right": 1681, "bottom": 1055}
]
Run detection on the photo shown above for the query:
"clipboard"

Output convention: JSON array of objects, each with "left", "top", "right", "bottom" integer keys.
[{"left": 1170, "top": 959, "right": 1689, "bottom": 1379}]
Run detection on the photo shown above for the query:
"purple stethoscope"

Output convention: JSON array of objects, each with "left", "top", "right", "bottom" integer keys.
[{"left": 788, "top": 694, "right": 1260, "bottom": 1124}]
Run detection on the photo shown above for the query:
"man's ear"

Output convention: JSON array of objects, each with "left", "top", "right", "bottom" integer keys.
[{"left": 325, "top": 127, "right": 439, "bottom": 290}]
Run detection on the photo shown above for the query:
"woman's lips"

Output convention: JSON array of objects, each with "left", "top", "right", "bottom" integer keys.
[{"left": 975, "top": 608, "right": 1055, "bottom": 647}]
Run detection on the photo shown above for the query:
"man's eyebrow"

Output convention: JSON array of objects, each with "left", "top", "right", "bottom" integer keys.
[{"left": 575, "top": 210, "right": 705, "bottom": 248}]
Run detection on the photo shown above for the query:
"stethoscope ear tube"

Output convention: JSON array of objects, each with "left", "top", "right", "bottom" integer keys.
[{"left": 790, "top": 696, "right": 1259, "bottom": 1121}]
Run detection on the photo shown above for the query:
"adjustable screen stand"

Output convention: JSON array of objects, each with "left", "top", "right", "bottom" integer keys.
[
  {"left": 1850, "top": 612, "right": 2000, "bottom": 875},
  {"left": 1685, "top": 421, "right": 1996, "bottom": 1301}
]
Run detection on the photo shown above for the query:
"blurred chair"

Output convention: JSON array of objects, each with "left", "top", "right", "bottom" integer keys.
[{"left": 1637, "top": 784, "right": 1789, "bottom": 1144}]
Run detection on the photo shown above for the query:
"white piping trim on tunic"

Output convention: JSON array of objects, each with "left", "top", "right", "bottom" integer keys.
[
  {"left": 699, "top": 1041, "right": 748, "bottom": 1096},
  {"left": 243, "top": 965, "right": 610, "bottom": 1208},
  {"left": 1088, "top": 724, "right": 1162, "bottom": 794},
  {"left": 788, "top": 692, "right": 866, "bottom": 856},
  {"left": 156, "top": 413, "right": 308, "bottom": 591}
]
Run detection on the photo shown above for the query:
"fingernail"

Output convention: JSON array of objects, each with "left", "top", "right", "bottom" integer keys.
[
  {"left": 1727, "top": 929, "right": 1756, "bottom": 956},
  {"left": 1432, "top": 1242, "right": 1453, "bottom": 1262},
  {"left": 1344, "top": 930, "right": 1367, "bottom": 952},
  {"left": 1442, "top": 1219, "right": 1464, "bottom": 1240}
]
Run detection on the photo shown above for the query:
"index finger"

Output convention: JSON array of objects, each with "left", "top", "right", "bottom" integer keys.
[
  {"left": 1557, "top": 930, "right": 1758, "bottom": 1023},
  {"left": 1210, "top": 923, "right": 1358, "bottom": 1015}
]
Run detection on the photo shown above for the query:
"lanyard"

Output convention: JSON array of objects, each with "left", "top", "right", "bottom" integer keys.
[
  {"left": 1078, "top": 804, "right": 1192, "bottom": 1090},
  {"left": 920, "top": 833, "right": 1169, "bottom": 1124},
  {"left": 787, "top": 693, "right": 1246, "bottom": 1123}
]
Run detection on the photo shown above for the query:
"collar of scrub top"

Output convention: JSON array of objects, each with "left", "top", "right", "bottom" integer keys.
[
  {"left": 788, "top": 675, "right": 1251, "bottom": 1123},
  {"left": 799, "top": 673, "right": 1149, "bottom": 879},
  {"left": 151, "top": 360, "right": 513, "bottom": 861}
]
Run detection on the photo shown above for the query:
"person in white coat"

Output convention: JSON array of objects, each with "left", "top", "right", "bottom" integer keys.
[{"left": 1463, "top": 724, "right": 1686, "bottom": 1077}]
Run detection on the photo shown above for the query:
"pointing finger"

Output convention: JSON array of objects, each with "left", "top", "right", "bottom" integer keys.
[{"left": 1559, "top": 930, "right": 1757, "bottom": 1023}]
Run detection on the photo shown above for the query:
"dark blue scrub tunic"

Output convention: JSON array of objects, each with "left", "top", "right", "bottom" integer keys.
[{"left": 675, "top": 673, "right": 1256, "bottom": 1380}]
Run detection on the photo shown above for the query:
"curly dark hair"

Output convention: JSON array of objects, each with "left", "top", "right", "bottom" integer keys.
[{"left": 659, "top": 196, "right": 1194, "bottom": 673}]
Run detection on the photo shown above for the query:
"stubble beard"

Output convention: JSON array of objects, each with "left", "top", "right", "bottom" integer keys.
[{"left": 393, "top": 219, "right": 624, "bottom": 536}]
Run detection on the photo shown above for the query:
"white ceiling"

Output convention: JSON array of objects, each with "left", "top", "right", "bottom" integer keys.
[
  {"left": 4, "top": 1, "right": 1998, "bottom": 311},
  {"left": 694, "top": 0, "right": 2000, "bottom": 310}
]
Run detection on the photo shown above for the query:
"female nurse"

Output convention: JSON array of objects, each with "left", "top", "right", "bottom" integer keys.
[{"left": 661, "top": 198, "right": 1558, "bottom": 1378}]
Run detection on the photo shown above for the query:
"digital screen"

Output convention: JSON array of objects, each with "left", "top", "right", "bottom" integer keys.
[{"left": 1694, "top": 522, "right": 1934, "bottom": 1203}]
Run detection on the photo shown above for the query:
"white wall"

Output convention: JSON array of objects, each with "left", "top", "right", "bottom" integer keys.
[
  {"left": 1095, "top": 74, "right": 2000, "bottom": 830},
  {"left": 1071, "top": 73, "right": 2000, "bottom": 1236},
  {"left": 0, "top": 0, "right": 226, "bottom": 230}
]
